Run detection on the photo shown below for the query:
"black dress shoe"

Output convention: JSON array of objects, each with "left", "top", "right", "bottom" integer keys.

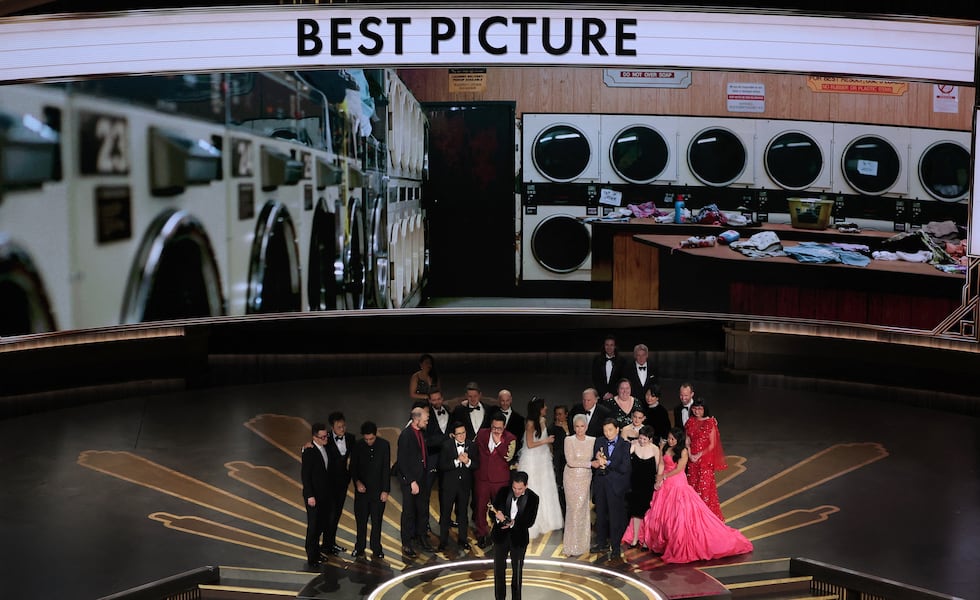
[
  {"left": 305, "top": 561, "right": 321, "bottom": 571},
  {"left": 450, "top": 520, "right": 459, "bottom": 528},
  {"left": 402, "top": 546, "right": 417, "bottom": 558},
  {"left": 331, "top": 544, "right": 345, "bottom": 554},
  {"left": 351, "top": 549, "right": 364, "bottom": 558},
  {"left": 589, "top": 544, "right": 608, "bottom": 553},
  {"left": 373, "top": 550, "right": 384, "bottom": 559},
  {"left": 436, "top": 543, "right": 447, "bottom": 552},
  {"left": 478, "top": 536, "right": 491, "bottom": 549},
  {"left": 460, "top": 542, "right": 471, "bottom": 551}
]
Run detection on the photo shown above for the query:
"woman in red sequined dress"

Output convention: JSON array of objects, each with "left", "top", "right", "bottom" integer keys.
[
  {"left": 684, "top": 399, "right": 727, "bottom": 521},
  {"left": 635, "top": 427, "right": 752, "bottom": 564}
]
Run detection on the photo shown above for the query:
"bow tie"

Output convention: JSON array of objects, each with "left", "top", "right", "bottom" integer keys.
[
  {"left": 457, "top": 443, "right": 465, "bottom": 448},
  {"left": 605, "top": 356, "right": 614, "bottom": 362},
  {"left": 502, "top": 410, "right": 510, "bottom": 416},
  {"left": 335, "top": 435, "right": 344, "bottom": 441},
  {"left": 681, "top": 405, "right": 690, "bottom": 412},
  {"left": 470, "top": 405, "right": 481, "bottom": 412},
  {"left": 436, "top": 409, "right": 446, "bottom": 416},
  {"left": 637, "top": 366, "right": 646, "bottom": 371}
]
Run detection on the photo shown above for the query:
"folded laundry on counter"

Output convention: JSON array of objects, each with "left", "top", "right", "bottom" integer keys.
[
  {"left": 784, "top": 242, "right": 871, "bottom": 267},
  {"left": 729, "top": 231, "right": 785, "bottom": 258},
  {"left": 678, "top": 235, "right": 717, "bottom": 249},
  {"left": 627, "top": 201, "right": 669, "bottom": 219}
]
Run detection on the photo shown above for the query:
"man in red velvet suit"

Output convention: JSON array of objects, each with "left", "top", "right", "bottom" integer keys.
[{"left": 473, "top": 412, "right": 517, "bottom": 548}]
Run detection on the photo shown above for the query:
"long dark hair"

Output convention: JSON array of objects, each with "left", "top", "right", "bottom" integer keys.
[
  {"left": 664, "top": 426, "right": 687, "bottom": 461},
  {"left": 419, "top": 353, "right": 439, "bottom": 385},
  {"left": 527, "top": 396, "right": 545, "bottom": 437}
]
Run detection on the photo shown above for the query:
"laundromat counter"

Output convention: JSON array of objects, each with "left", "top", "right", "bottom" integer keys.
[{"left": 590, "top": 221, "right": 965, "bottom": 331}]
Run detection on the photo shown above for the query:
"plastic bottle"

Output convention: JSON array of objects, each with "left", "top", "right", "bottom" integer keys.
[{"left": 673, "top": 195, "right": 685, "bottom": 224}]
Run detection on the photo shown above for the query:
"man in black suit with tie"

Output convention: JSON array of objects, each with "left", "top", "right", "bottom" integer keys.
[
  {"left": 395, "top": 406, "right": 432, "bottom": 557},
  {"left": 591, "top": 335, "right": 626, "bottom": 402},
  {"left": 673, "top": 382, "right": 699, "bottom": 429},
  {"left": 452, "top": 381, "right": 491, "bottom": 441},
  {"left": 301, "top": 422, "right": 333, "bottom": 570},
  {"left": 323, "top": 411, "right": 354, "bottom": 555},
  {"left": 569, "top": 388, "right": 611, "bottom": 439},
  {"left": 590, "top": 418, "right": 631, "bottom": 561},
  {"left": 423, "top": 389, "right": 451, "bottom": 533},
  {"left": 625, "top": 343, "right": 660, "bottom": 401},
  {"left": 491, "top": 471, "right": 539, "bottom": 600},
  {"left": 498, "top": 389, "right": 525, "bottom": 460},
  {"left": 349, "top": 421, "right": 390, "bottom": 560},
  {"left": 437, "top": 421, "right": 479, "bottom": 552}
]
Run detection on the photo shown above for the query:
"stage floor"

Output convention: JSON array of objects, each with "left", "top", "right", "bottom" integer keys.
[{"left": 0, "top": 368, "right": 976, "bottom": 599}]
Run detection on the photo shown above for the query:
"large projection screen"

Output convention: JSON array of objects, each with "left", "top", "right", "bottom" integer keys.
[{"left": 0, "top": 5, "right": 976, "bottom": 341}]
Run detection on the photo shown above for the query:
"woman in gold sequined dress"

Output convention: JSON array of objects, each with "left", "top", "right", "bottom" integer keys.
[{"left": 561, "top": 413, "right": 595, "bottom": 556}]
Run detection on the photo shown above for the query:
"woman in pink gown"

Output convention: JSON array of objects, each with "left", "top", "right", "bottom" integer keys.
[
  {"left": 685, "top": 399, "right": 727, "bottom": 521},
  {"left": 633, "top": 427, "right": 752, "bottom": 564}
]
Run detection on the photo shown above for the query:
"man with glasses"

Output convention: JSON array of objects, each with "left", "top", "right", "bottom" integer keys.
[
  {"left": 473, "top": 412, "right": 517, "bottom": 548},
  {"left": 437, "top": 421, "right": 479, "bottom": 552},
  {"left": 301, "top": 423, "right": 333, "bottom": 570}
]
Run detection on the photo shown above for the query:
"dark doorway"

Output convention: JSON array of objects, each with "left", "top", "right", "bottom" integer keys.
[{"left": 423, "top": 102, "right": 516, "bottom": 297}]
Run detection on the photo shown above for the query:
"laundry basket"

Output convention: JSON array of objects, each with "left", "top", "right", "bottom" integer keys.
[{"left": 787, "top": 198, "right": 833, "bottom": 230}]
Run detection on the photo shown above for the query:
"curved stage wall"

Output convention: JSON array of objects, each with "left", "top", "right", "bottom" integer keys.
[{"left": 1, "top": 309, "right": 978, "bottom": 419}]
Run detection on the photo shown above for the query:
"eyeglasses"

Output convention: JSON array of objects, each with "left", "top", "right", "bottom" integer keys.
[
  {"left": 314, "top": 434, "right": 328, "bottom": 440},
  {"left": 490, "top": 426, "right": 504, "bottom": 432}
]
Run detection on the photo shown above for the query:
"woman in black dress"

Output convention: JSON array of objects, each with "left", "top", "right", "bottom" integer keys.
[{"left": 624, "top": 425, "right": 662, "bottom": 548}]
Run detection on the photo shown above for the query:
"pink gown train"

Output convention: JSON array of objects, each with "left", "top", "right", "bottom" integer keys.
[{"left": 626, "top": 454, "right": 752, "bottom": 564}]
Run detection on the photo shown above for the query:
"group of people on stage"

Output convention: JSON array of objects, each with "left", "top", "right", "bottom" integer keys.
[{"left": 301, "top": 340, "right": 752, "bottom": 579}]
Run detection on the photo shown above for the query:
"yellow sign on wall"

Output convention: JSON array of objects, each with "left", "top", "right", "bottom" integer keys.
[
  {"left": 806, "top": 76, "right": 908, "bottom": 96},
  {"left": 449, "top": 68, "right": 487, "bottom": 93}
]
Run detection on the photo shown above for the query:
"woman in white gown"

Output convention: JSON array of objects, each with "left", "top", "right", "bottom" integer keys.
[{"left": 519, "top": 396, "right": 564, "bottom": 539}]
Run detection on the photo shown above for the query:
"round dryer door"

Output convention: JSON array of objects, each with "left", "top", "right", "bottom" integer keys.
[
  {"left": 531, "top": 215, "right": 591, "bottom": 274},
  {"left": 306, "top": 198, "right": 343, "bottom": 310},
  {"left": 532, "top": 124, "right": 592, "bottom": 182},
  {"left": 0, "top": 237, "right": 56, "bottom": 335},
  {"left": 764, "top": 131, "right": 824, "bottom": 191},
  {"left": 688, "top": 128, "right": 747, "bottom": 187},
  {"left": 610, "top": 125, "right": 670, "bottom": 183},
  {"left": 841, "top": 136, "right": 901, "bottom": 195},
  {"left": 919, "top": 141, "right": 970, "bottom": 202},
  {"left": 248, "top": 201, "right": 301, "bottom": 314}
]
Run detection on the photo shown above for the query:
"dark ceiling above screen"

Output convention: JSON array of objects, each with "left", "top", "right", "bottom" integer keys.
[{"left": 5, "top": 0, "right": 977, "bottom": 20}]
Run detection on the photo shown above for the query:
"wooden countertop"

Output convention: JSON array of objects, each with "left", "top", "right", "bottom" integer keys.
[{"left": 633, "top": 233, "right": 964, "bottom": 279}]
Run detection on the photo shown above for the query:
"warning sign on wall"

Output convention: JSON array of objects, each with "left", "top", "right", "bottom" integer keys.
[
  {"left": 806, "top": 76, "right": 908, "bottom": 96},
  {"left": 727, "top": 82, "right": 765, "bottom": 113},
  {"left": 448, "top": 68, "right": 487, "bottom": 93},
  {"left": 933, "top": 84, "right": 959, "bottom": 114}
]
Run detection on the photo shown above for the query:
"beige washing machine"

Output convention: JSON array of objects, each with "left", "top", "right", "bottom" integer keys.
[
  {"left": 521, "top": 183, "right": 598, "bottom": 282},
  {"left": 908, "top": 128, "right": 971, "bottom": 202},
  {"left": 832, "top": 123, "right": 910, "bottom": 197},
  {"left": 676, "top": 116, "right": 757, "bottom": 188},
  {"left": 598, "top": 114, "right": 680, "bottom": 185},
  {"left": 523, "top": 113, "right": 601, "bottom": 184},
  {"left": 755, "top": 119, "right": 834, "bottom": 193}
]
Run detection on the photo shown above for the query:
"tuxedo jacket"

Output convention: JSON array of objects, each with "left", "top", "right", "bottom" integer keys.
[
  {"left": 424, "top": 405, "right": 452, "bottom": 459},
  {"left": 474, "top": 428, "right": 517, "bottom": 485},
  {"left": 349, "top": 437, "right": 391, "bottom": 496},
  {"left": 644, "top": 402, "right": 672, "bottom": 443},
  {"left": 301, "top": 444, "right": 331, "bottom": 501},
  {"left": 591, "top": 353, "right": 626, "bottom": 399},
  {"left": 625, "top": 362, "right": 660, "bottom": 400},
  {"left": 491, "top": 486, "right": 539, "bottom": 547},
  {"left": 503, "top": 410, "right": 526, "bottom": 460},
  {"left": 452, "top": 400, "right": 493, "bottom": 441},
  {"left": 674, "top": 403, "right": 694, "bottom": 429},
  {"left": 569, "top": 402, "right": 612, "bottom": 439},
  {"left": 325, "top": 432, "right": 355, "bottom": 487},
  {"left": 592, "top": 435, "right": 632, "bottom": 496},
  {"left": 395, "top": 424, "right": 428, "bottom": 486},
  {"left": 438, "top": 437, "right": 479, "bottom": 490}
]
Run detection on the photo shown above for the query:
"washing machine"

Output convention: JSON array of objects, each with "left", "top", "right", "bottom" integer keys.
[
  {"left": 66, "top": 83, "right": 228, "bottom": 329},
  {"left": 521, "top": 183, "right": 598, "bottom": 282},
  {"left": 225, "top": 130, "right": 304, "bottom": 317},
  {"left": 908, "top": 128, "right": 971, "bottom": 202},
  {"left": 522, "top": 113, "right": 601, "bottom": 183},
  {"left": 676, "top": 116, "right": 757, "bottom": 188},
  {"left": 755, "top": 119, "right": 834, "bottom": 192},
  {"left": 832, "top": 123, "right": 910, "bottom": 196},
  {"left": 0, "top": 83, "right": 73, "bottom": 334},
  {"left": 598, "top": 114, "right": 680, "bottom": 184}
]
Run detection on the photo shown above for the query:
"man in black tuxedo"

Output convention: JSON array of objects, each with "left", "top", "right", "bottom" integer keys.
[
  {"left": 323, "top": 411, "right": 354, "bottom": 555},
  {"left": 498, "top": 389, "right": 525, "bottom": 460},
  {"left": 423, "top": 389, "right": 451, "bottom": 533},
  {"left": 491, "top": 471, "right": 539, "bottom": 600},
  {"left": 569, "top": 388, "right": 611, "bottom": 439},
  {"left": 452, "top": 381, "right": 491, "bottom": 441},
  {"left": 673, "top": 382, "right": 697, "bottom": 429},
  {"left": 301, "top": 422, "right": 333, "bottom": 570},
  {"left": 395, "top": 406, "right": 432, "bottom": 557},
  {"left": 591, "top": 335, "right": 626, "bottom": 402},
  {"left": 349, "top": 421, "right": 390, "bottom": 560},
  {"left": 590, "top": 418, "right": 631, "bottom": 561},
  {"left": 437, "top": 421, "right": 479, "bottom": 552},
  {"left": 625, "top": 343, "right": 660, "bottom": 401}
]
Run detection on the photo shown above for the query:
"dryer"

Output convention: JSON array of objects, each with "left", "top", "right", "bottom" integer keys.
[
  {"left": 522, "top": 113, "right": 600, "bottom": 183},
  {"left": 66, "top": 84, "right": 228, "bottom": 330},
  {"left": 908, "top": 128, "right": 971, "bottom": 202},
  {"left": 676, "top": 116, "right": 757, "bottom": 188},
  {"left": 832, "top": 123, "right": 910, "bottom": 197},
  {"left": 521, "top": 183, "right": 598, "bottom": 282},
  {"left": 0, "top": 83, "right": 72, "bottom": 334},
  {"left": 755, "top": 119, "right": 834, "bottom": 192},
  {"left": 598, "top": 114, "right": 679, "bottom": 184}
]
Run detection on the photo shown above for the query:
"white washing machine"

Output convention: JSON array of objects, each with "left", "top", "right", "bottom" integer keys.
[
  {"left": 0, "top": 83, "right": 73, "bottom": 334},
  {"left": 598, "top": 114, "right": 679, "bottom": 184},
  {"left": 67, "top": 85, "right": 228, "bottom": 329},
  {"left": 755, "top": 119, "right": 834, "bottom": 192},
  {"left": 522, "top": 113, "right": 601, "bottom": 183},
  {"left": 832, "top": 123, "right": 910, "bottom": 196},
  {"left": 676, "top": 116, "right": 757, "bottom": 188},
  {"left": 225, "top": 131, "right": 304, "bottom": 317},
  {"left": 521, "top": 184, "right": 597, "bottom": 282},
  {"left": 908, "top": 128, "right": 971, "bottom": 202}
]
